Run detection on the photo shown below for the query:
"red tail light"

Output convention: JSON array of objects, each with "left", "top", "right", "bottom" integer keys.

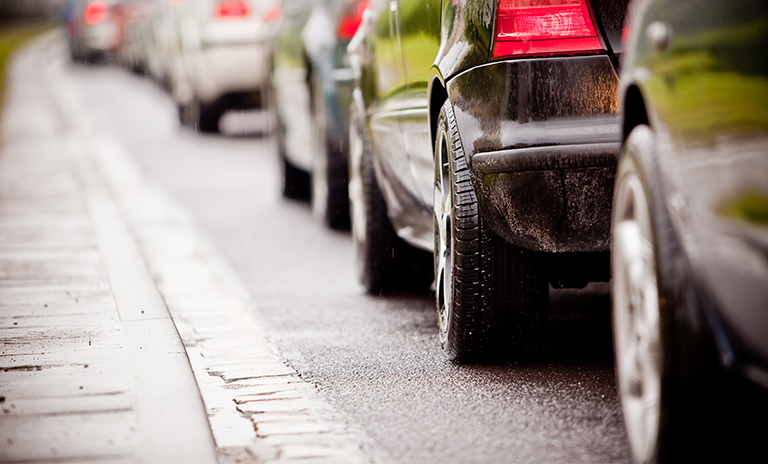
[
  {"left": 492, "top": 0, "right": 604, "bottom": 59},
  {"left": 336, "top": 0, "right": 369, "bottom": 40},
  {"left": 264, "top": 4, "right": 282, "bottom": 23},
  {"left": 216, "top": 0, "right": 251, "bottom": 19},
  {"left": 84, "top": 1, "right": 109, "bottom": 25}
]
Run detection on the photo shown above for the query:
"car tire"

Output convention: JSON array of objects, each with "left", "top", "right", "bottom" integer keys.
[
  {"left": 611, "top": 124, "right": 741, "bottom": 463},
  {"left": 434, "top": 100, "right": 548, "bottom": 363},
  {"left": 611, "top": 126, "right": 665, "bottom": 463},
  {"left": 349, "top": 98, "right": 432, "bottom": 294},
  {"left": 177, "top": 103, "right": 187, "bottom": 126},
  {"left": 309, "top": 73, "right": 350, "bottom": 230},
  {"left": 197, "top": 102, "right": 220, "bottom": 134},
  {"left": 278, "top": 135, "right": 311, "bottom": 200},
  {"left": 181, "top": 98, "right": 219, "bottom": 133}
]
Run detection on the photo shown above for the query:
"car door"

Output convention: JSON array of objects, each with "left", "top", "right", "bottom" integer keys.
[
  {"left": 367, "top": 0, "right": 420, "bottom": 222},
  {"left": 642, "top": 0, "right": 768, "bottom": 362},
  {"left": 396, "top": 0, "right": 440, "bottom": 212}
]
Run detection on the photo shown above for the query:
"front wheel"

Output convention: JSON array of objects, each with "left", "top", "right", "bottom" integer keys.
[
  {"left": 434, "top": 100, "right": 548, "bottom": 363},
  {"left": 278, "top": 139, "right": 311, "bottom": 200},
  {"left": 612, "top": 125, "right": 725, "bottom": 463},
  {"left": 348, "top": 98, "right": 432, "bottom": 294},
  {"left": 612, "top": 131, "right": 663, "bottom": 462}
]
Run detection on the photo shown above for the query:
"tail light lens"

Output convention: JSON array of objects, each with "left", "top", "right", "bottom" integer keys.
[
  {"left": 84, "top": 1, "right": 109, "bottom": 25},
  {"left": 336, "top": 0, "right": 369, "bottom": 40},
  {"left": 492, "top": 0, "right": 604, "bottom": 59},
  {"left": 216, "top": 0, "right": 251, "bottom": 19},
  {"left": 264, "top": 5, "right": 282, "bottom": 23}
]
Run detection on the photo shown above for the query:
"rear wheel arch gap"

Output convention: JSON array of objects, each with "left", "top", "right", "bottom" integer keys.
[
  {"left": 429, "top": 77, "right": 449, "bottom": 152},
  {"left": 622, "top": 84, "right": 650, "bottom": 146}
]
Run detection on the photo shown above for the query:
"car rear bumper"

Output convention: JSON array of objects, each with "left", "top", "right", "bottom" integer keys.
[
  {"left": 196, "top": 42, "right": 270, "bottom": 105},
  {"left": 447, "top": 55, "right": 621, "bottom": 253},
  {"left": 79, "top": 21, "right": 121, "bottom": 55}
]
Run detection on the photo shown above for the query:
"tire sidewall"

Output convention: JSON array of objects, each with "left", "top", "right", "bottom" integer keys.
[{"left": 614, "top": 125, "right": 711, "bottom": 462}]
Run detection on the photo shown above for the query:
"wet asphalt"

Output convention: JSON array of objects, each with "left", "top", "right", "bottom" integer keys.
[{"left": 65, "top": 56, "right": 632, "bottom": 463}]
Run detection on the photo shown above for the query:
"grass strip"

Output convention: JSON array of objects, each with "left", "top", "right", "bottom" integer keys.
[{"left": 0, "top": 22, "right": 56, "bottom": 110}]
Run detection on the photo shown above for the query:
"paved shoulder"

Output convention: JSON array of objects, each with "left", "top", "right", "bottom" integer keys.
[
  {"left": 1, "top": 32, "right": 218, "bottom": 464},
  {"left": 1, "top": 32, "right": 375, "bottom": 464}
]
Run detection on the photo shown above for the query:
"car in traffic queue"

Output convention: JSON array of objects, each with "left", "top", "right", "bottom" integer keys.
[
  {"left": 348, "top": 0, "right": 628, "bottom": 361},
  {"left": 170, "top": 0, "right": 277, "bottom": 133},
  {"left": 134, "top": 0, "right": 183, "bottom": 90},
  {"left": 113, "top": 0, "right": 157, "bottom": 73},
  {"left": 612, "top": 0, "right": 768, "bottom": 461},
  {"left": 63, "top": 0, "right": 124, "bottom": 62},
  {"left": 269, "top": 0, "right": 370, "bottom": 229}
]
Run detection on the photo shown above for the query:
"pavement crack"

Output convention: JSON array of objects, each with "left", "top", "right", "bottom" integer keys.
[{"left": 2, "top": 365, "right": 45, "bottom": 372}]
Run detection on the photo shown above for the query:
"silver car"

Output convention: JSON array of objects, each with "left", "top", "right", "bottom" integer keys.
[{"left": 171, "top": 0, "right": 277, "bottom": 132}]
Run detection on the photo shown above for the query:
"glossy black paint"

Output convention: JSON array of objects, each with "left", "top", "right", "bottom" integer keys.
[
  {"left": 621, "top": 0, "right": 768, "bottom": 386},
  {"left": 448, "top": 55, "right": 621, "bottom": 253},
  {"left": 354, "top": 0, "right": 627, "bottom": 262}
]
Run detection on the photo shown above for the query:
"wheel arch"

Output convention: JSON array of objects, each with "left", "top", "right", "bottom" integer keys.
[
  {"left": 429, "top": 74, "right": 448, "bottom": 153},
  {"left": 621, "top": 83, "right": 650, "bottom": 146}
]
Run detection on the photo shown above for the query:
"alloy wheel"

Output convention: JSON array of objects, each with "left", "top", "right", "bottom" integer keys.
[
  {"left": 612, "top": 168, "right": 662, "bottom": 463},
  {"left": 434, "top": 125, "right": 453, "bottom": 345}
]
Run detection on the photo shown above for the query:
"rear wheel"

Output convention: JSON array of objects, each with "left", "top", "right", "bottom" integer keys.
[
  {"left": 197, "top": 102, "right": 220, "bottom": 134},
  {"left": 349, "top": 100, "right": 431, "bottom": 294},
  {"left": 183, "top": 98, "right": 220, "bottom": 133},
  {"left": 434, "top": 100, "right": 548, "bottom": 362}
]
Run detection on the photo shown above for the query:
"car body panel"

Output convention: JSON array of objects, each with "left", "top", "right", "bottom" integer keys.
[{"left": 621, "top": 0, "right": 768, "bottom": 383}]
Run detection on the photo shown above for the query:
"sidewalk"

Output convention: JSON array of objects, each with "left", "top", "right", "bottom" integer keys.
[{"left": 0, "top": 32, "right": 372, "bottom": 464}]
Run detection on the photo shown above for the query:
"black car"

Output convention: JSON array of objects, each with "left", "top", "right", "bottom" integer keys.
[
  {"left": 613, "top": 0, "right": 768, "bottom": 461},
  {"left": 349, "top": 0, "right": 628, "bottom": 361}
]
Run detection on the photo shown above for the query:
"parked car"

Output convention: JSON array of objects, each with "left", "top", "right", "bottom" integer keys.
[
  {"left": 63, "top": 0, "right": 123, "bottom": 62},
  {"left": 612, "top": 0, "right": 768, "bottom": 461},
  {"left": 170, "top": 0, "right": 277, "bottom": 132},
  {"left": 132, "top": 0, "right": 179, "bottom": 88},
  {"left": 269, "top": 0, "right": 369, "bottom": 229},
  {"left": 113, "top": 0, "right": 156, "bottom": 73},
  {"left": 349, "top": 0, "right": 628, "bottom": 360}
]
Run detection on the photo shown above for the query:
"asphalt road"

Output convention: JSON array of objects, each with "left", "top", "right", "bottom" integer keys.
[{"left": 62, "top": 48, "right": 632, "bottom": 464}]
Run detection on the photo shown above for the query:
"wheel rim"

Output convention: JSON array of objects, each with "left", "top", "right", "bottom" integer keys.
[
  {"left": 434, "top": 126, "right": 453, "bottom": 345},
  {"left": 612, "top": 170, "right": 662, "bottom": 463},
  {"left": 349, "top": 109, "right": 366, "bottom": 280}
]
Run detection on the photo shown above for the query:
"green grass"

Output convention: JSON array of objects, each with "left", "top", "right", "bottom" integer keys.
[
  {"left": 646, "top": 70, "right": 768, "bottom": 138},
  {"left": 720, "top": 193, "right": 768, "bottom": 225},
  {"left": 0, "top": 22, "right": 55, "bottom": 108}
]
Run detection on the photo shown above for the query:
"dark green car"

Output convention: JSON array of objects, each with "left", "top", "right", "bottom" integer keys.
[
  {"left": 349, "top": 0, "right": 627, "bottom": 361},
  {"left": 613, "top": 0, "right": 768, "bottom": 461}
]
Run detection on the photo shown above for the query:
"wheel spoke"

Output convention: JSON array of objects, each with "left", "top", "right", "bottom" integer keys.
[
  {"left": 612, "top": 169, "right": 662, "bottom": 462},
  {"left": 434, "top": 131, "right": 453, "bottom": 341}
]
